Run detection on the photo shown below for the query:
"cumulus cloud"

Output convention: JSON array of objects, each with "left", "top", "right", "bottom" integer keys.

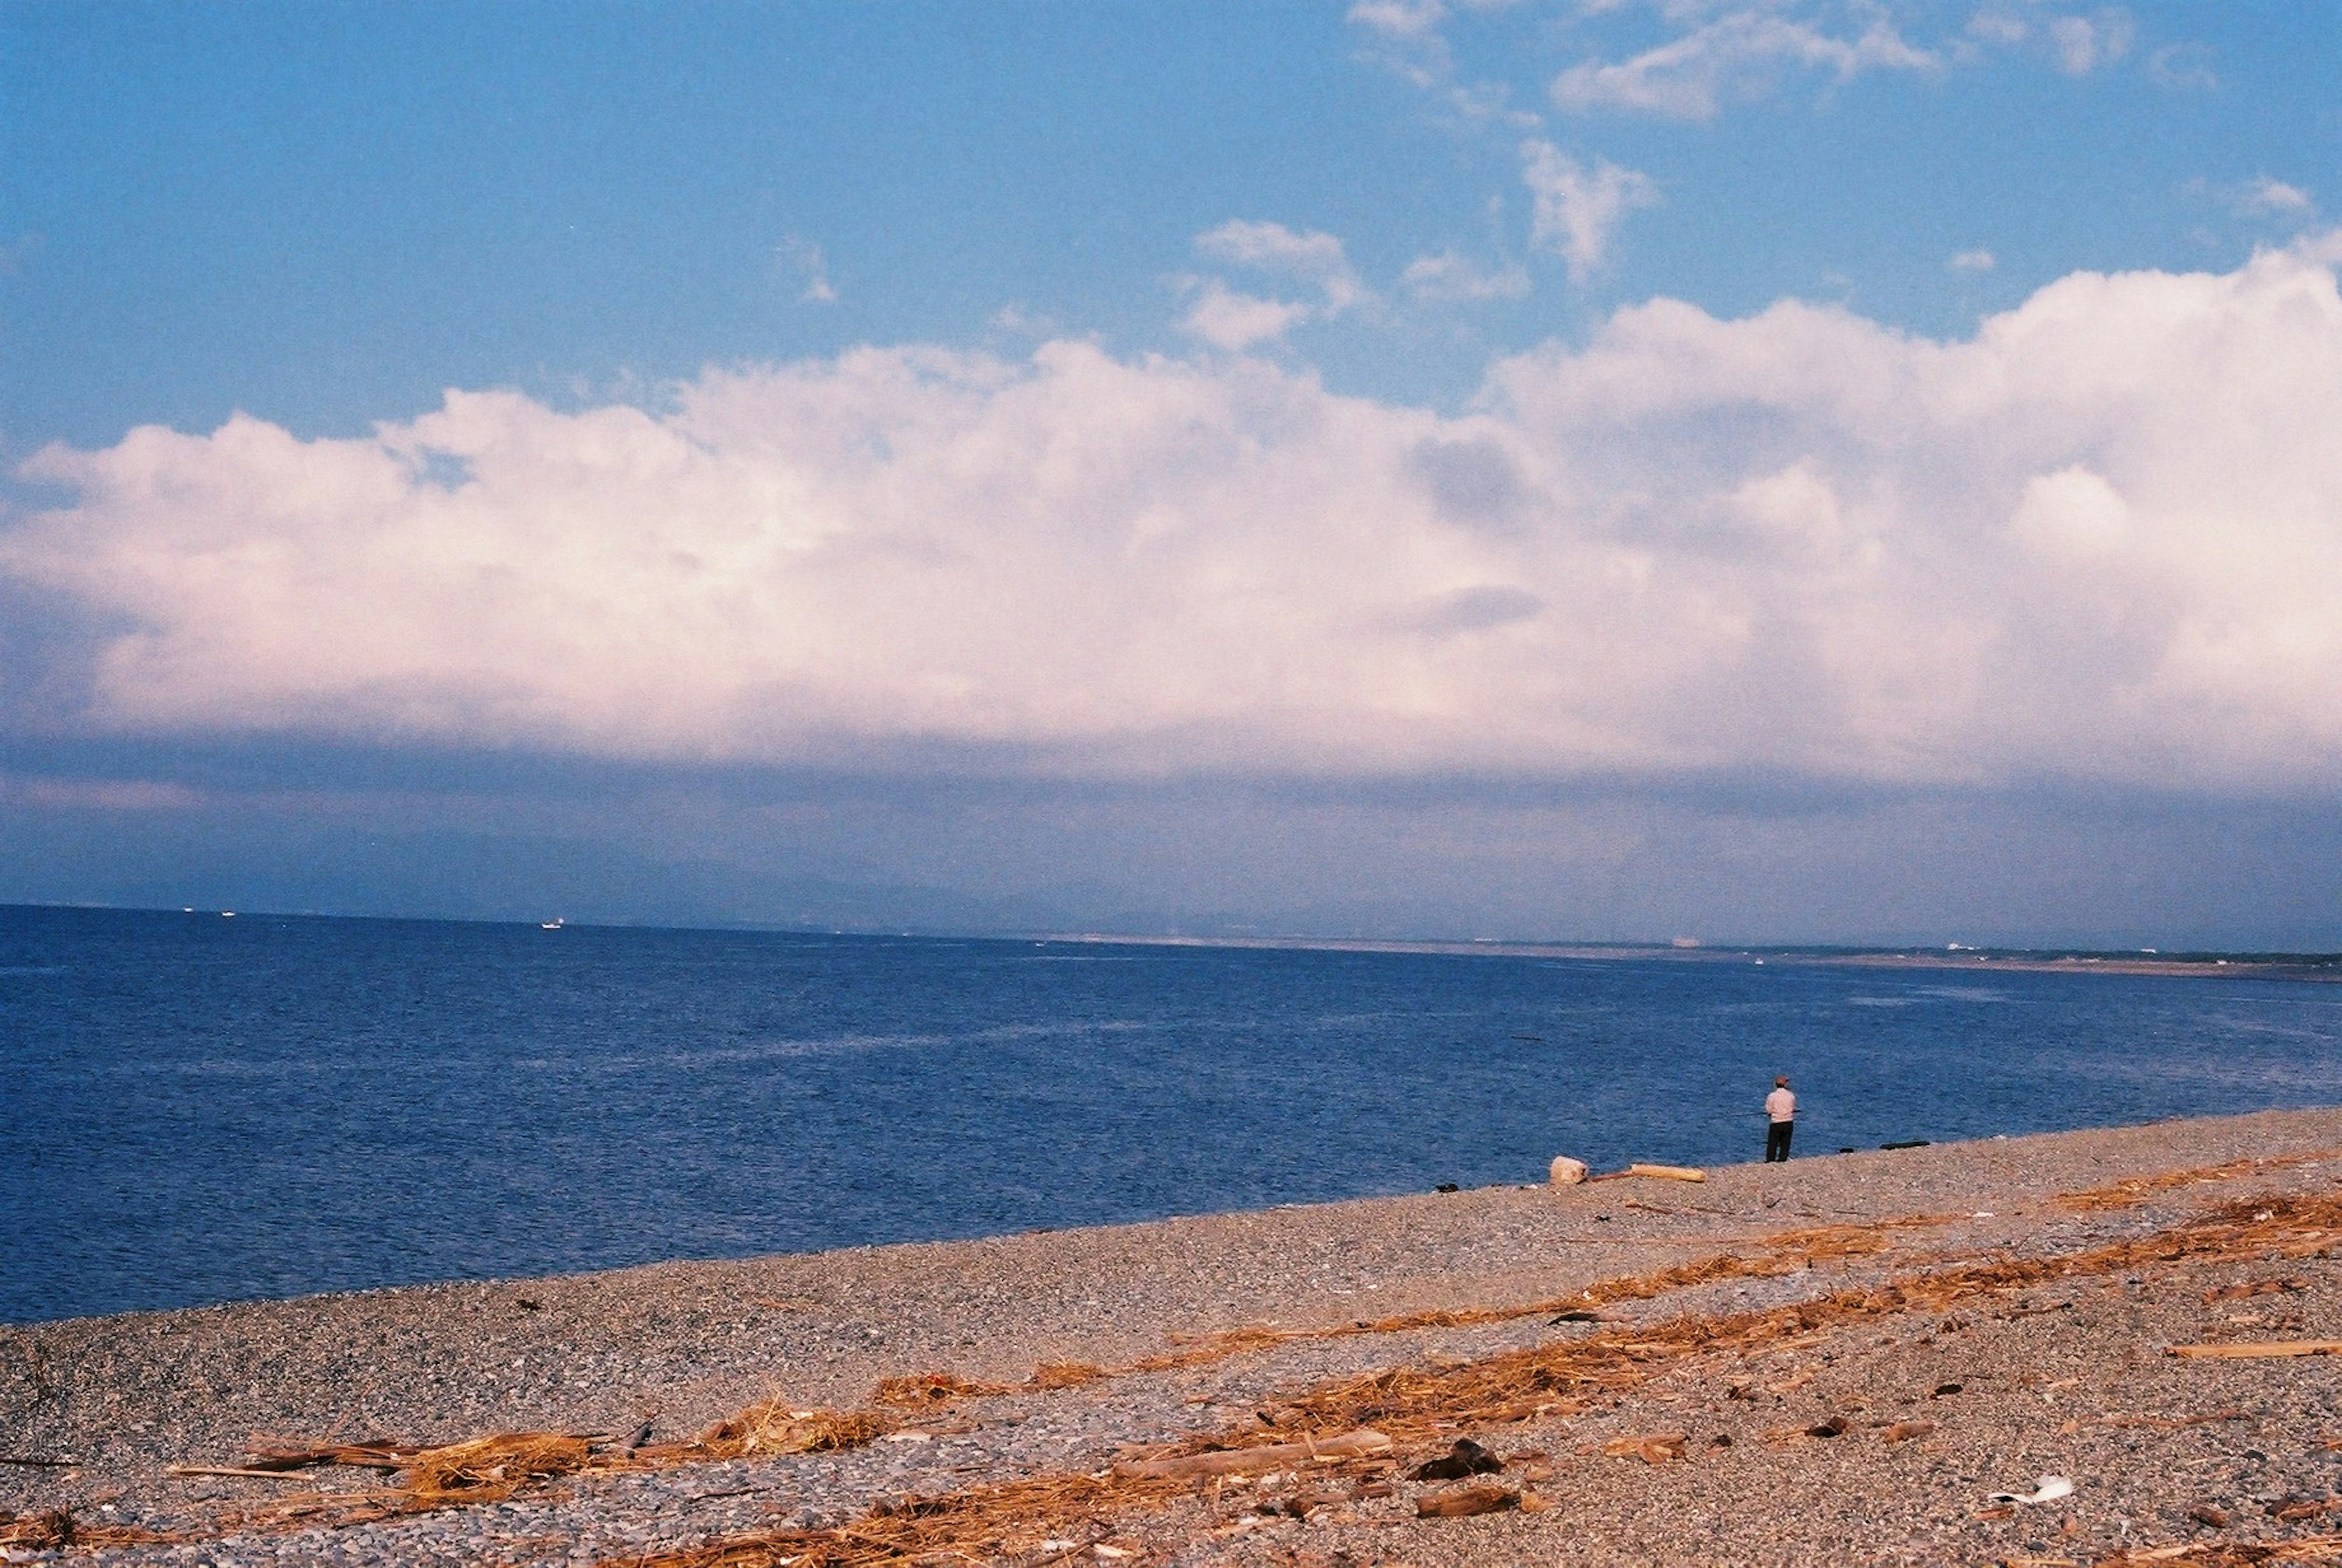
[
  {"left": 1522, "top": 140, "right": 1660, "bottom": 282},
  {"left": 1402, "top": 250, "right": 1533, "bottom": 301},
  {"left": 10, "top": 242, "right": 2342, "bottom": 797},
  {"left": 1550, "top": 8, "right": 1935, "bottom": 120}
]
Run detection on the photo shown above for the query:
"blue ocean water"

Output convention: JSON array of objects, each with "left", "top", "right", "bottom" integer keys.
[{"left": 2, "top": 905, "right": 2338, "bottom": 1325}]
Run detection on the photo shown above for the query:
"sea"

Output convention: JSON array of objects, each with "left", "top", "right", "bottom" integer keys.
[{"left": 3, "top": 904, "right": 2338, "bottom": 1326}]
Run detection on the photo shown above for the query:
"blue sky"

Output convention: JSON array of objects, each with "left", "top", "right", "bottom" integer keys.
[{"left": 3, "top": 1, "right": 2341, "bottom": 945}]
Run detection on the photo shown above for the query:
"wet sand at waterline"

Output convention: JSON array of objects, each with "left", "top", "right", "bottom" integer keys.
[{"left": 9, "top": 1107, "right": 2342, "bottom": 1566}]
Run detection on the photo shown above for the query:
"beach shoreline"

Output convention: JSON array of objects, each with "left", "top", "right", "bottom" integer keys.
[
  {"left": 1053, "top": 931, "right": 2342, "bottom": 983},
  {"left": 8, "top": 1105, "right": 2342, "bottom": 1564}
]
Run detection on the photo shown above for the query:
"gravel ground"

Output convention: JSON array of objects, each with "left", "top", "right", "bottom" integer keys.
[{"left": 6, "top": 1106, "right": 2342, "bottom": 1566}]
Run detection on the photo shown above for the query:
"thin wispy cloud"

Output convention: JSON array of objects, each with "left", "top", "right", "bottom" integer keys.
[
  {"left": 1179, "top": 280, "right": 1316, "bottom": 350},
  {"left": 779, "top": 236, "right": 837, "bottom": 304},
  {"left": 1403, "top": 250, "right": 1533, "bottom": 302},
  {"left": 1969, "top": 5, "right": 2140, "bottom": 76},
  {"left": 1194, "top": 220, "right": 1370, "bottom": 312},
  {"left": 2046, "top": 10, "right": 2133, "bottom": 75},
  {"left": 2240, "top": 177, "right": 2313, "bottom": 217},
  {"left": 1549, "top": 9, "right": 1935, "bottom": 120},
  {"left": 1521, "top": 140, "right": 1658, "bottom": 281},
  {"left": 1948, "top": 248, "right": 1996, "bottom": 273},
  {"left": 2146, "top": 40, "right": 2217, "bottom": 90}
]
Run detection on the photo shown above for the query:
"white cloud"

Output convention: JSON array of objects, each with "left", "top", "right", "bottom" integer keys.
[
  {"left": 12, "top": 241, "right": 2342, "bottom": 797},
  {"left": 1195, "top": 220, "right": 1370, "bottom": 312},
  {"left": 1966, "top": 10, "right": 2029, "bottom": 48},
  {"left": 1180, "top": 281, "right": 1315, "bottom": 349},
  {"left": 1948, "top": 248, "right": 1996, "bottom": 273},
  {"left": 1346, "top": 0, "right": 1445, "bottom": 39},
  {"left": 1966, "top": 6, "right": 2138, "bottom": 76},
  {"left": 1521, "top": 140, "right": 1660, "bottom": 282},
  {"left": 2240, "top": 177, "right": 2313, "bottom": 216},
  {"left": 2146, "top": 41, "right": 2217, "bottom": 90},
  {"left": 2046, "top": 10, "right": 2133, "bottom": 75},
  {"left": 1550, "top": 9, "right": 1935, "bottom": 120},
  {"left": 779, "top": 236, "right": 837, "bottom": 304},
  {"left": 1402, "top": 251, "right": 1533, "bottom": 301}
]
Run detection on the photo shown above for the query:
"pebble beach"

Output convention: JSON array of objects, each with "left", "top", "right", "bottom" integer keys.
[{"left": 8, "top": 1106, "right": 2342, "bottom": 1566}]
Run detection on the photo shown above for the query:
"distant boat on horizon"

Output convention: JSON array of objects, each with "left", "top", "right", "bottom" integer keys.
[{"left": 540, "top": 917, "right": 565, "bottom": 931}]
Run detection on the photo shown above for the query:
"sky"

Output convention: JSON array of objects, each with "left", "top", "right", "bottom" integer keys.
[{"left": 2, "top": 0, "right": 2340, "bottom": 947}]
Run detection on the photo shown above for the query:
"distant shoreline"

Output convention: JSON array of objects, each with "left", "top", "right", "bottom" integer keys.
[
  {"left": 1048, "top": 929, "right": 2342, "bottom": 981},
  {"left": 10, "top": 903, "right": 2338, "bottom": 977}
]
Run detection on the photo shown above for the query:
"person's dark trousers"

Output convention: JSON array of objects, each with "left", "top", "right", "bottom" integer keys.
[{"left": 1766, "top": 1120, "right": 1793, "bottom": 1162}]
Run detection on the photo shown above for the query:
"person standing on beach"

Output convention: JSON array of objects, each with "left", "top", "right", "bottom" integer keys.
[{"left": 1764, "top": 1076, "right": 1796, "bottom": 1162}]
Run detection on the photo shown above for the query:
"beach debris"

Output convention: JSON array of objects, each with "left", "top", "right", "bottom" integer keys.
[
  {"left": 1932, "top": 1381, "right": 1965, "bottom": 1397},
  {"left": 1624, "top": 1163, "right": 1706, "bottom": 1183},
  {"left": 1111, "top": 1428, "right": 1392, "bottom": 1481},
  {"left": 2168, "top": 1339, "right": 2342, "bottom": 1359},
  {"left": 164, "top": 1464, "right": 351, "bottom": 1481},
  {"left": 2267, "top": 1494, "right": 2337, "bottom": 1522},
  {"left": 2188, "top": 1503, "right": 2230, "bottom": 1528},
  {"left": 1435, "top": 1183, "right": 1461, "bottom": 1193},
  {"left": 1882, "top": 1420, "right": 1935, "bottom": 1444},
  {"left": 1601, "top": 1431, "right": 1688, "bottom": 1463},
  {"left": 1416, "top": 1484, "right": 1519, "bottom": 1518},
  {"left": 1988, "top": 1475, "right": 2075, "bottom": 1506},
  {"left": 0, "top": 1510, "right": 74, "bottom": 1549},
  {"left": 237, "top": 1438, "right": 417, "bottom": 1472},
  {"left": 2055, "top": 1148, "right": 2342, "bottom": 1212},
  {"left": 1549, "top": 1156, "right": 1589, "bottom": 1186},
  {"left": 1805, "top": 1416, "right": 1852, "bottom": 1439},
  {"left": 1281, "top": 1487, "right": 1348, "bottom": 1517},
  {"left": 875, "top": 1370, "right": 997, "bottom": 1406},
  {"left": 2202, "top": 1277, "right": 2305, "bottom": 1302},
  {"left": 1550, "top": 1308, "right": 1616, "bottom": 1324},
  {"left": 405, "top": 1433, "right": 593, "bottom": 1502},
  {"left": 1409, "top": 1438, "right": 1503, "bottom": 1480}
]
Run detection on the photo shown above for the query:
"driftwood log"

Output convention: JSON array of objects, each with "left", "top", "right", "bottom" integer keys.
[{"left": 1110, "top": 1428, "right": 1392, "bottom": 1480}]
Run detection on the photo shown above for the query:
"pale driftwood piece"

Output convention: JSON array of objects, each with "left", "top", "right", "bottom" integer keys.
[
  {"left": 1624, "top": 1162, "right": 1708, "bottom": 1183},
  {"left": 2168, "top": 1340, "right": 2342, "bottom": 1359},
  {"left": 1110, "top": 1428, "right": 1392, "bottom": 1480},
  {"left": 165, "top": 1464, "right": 349, "bottom": 1481},
  {"left": 242, "top": 1444, "right": 415, "bottom": 1472}
]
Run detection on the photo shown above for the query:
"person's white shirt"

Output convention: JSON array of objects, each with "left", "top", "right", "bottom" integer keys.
[{"left": 1766, "top": 1087, "right": 1796, "bottom": 1122}]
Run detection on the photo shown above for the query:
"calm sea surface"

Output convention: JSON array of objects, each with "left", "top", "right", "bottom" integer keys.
[{"left": 4, "top": 905, "right": 2339, "bottom": 1324}]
